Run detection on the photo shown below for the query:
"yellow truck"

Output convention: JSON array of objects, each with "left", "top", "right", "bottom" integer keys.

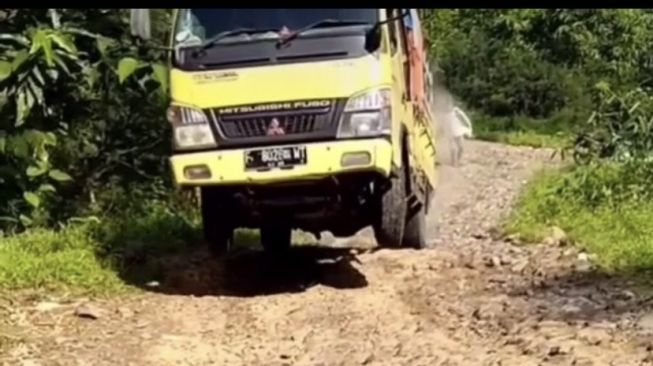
[{"left": 131, "top": 9, "right": 438, "bottom": 256}]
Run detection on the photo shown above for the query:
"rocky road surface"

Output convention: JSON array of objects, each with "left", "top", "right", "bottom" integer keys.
[{"left": 4, "top": 140, "right": 653, "bottom": 365}]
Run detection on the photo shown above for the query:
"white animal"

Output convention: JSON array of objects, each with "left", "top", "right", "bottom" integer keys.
[
  {"left": 430, "top": 87, "right": 473, "bottom": 166},
  {"left": 438, "top": 94, "right": 473, "bottom": 166},
  {"left": 449, "top": 106, "right": 473, "bottom": 166}
]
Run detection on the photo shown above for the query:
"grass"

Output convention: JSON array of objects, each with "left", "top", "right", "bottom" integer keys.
[
  {"left": 0, "top": 198, "right": 203, "bottom": 294},
  {"left": 476, "top": 129, "right": 570, "bottom": 149},
  {"left": 505, "top": 163, "right": 653, "bottom": 272},
  {"left": 0, "top": 225, "right": 125, "bottom": 293},
  {"left": 472, "top": 113, "right": 573, "bottom": 149},
  {"left": 0, "top": 192, "right": 320, "bottom": 294}
]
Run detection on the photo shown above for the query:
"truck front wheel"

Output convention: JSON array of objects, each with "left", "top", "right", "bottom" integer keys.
[
  {"left": 201, "top": 187, "right": 234, "bottom": 257},
  {"left": 373, "top": 164, "right": 408, "bottom": 248}
]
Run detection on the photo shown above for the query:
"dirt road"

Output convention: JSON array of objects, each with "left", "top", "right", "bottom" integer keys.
[{"left": 4, "top": 140, "right": 653, "bottom": 365}]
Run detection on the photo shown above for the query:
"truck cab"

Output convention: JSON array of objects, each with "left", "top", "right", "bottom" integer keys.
[{"left": 133, "top": 8, "right": 438, "bottom": 255}]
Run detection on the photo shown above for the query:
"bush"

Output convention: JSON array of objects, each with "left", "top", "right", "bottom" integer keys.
[
  {"left": 506, "top": 163, "right": 653, "bottom": 271},
  {"left": 0, "top": 9, "right": 171, "bottom": 232},
  {"left": 472, "top": 112, "right": 575, "bottom": 148},
  {"left": 421, "top": 9, "right": 653, "bottom": 144},
  {"left": 0, "top": 225, "right": 120, "bottom": 291},
  {"left": 495, "top": 14, "right": 653, "bottom": 272},
  {"left": 507, "top": 82, "right": 653, "bottom": 269},
  {"left": 573, "top": 84, "right": 653, "bottom": 163},
  {"left": 0, "top": 192, "right": 201, "bottom": 293},
  {"left": 439, "top": 31, "right": 577, "bottom": 118}
]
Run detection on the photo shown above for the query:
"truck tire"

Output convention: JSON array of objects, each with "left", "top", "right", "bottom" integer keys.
[
  {"left": 201, "top": 187, "right": 234, "bottom": 257},
  {"left": 260, "top": 224, "right": 292, "bottom": 254},
  {"left": 373, "top": 163, "right": 408, "bottom": 248},
  {"left": 403, "top": 203, "right": 427, "bottom": 249}
]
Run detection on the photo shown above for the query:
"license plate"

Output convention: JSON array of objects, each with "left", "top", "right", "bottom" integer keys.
[{"left": 244, "top": 145, "right": 307, "bottom": 170}]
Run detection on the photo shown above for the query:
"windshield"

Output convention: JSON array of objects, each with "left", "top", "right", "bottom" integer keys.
[{"left": 174, "top": 9, "right": 379, "bottom": 47}]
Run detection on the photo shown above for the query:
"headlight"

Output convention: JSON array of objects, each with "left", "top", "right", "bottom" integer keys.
[
  {"left": 173, "top": 124, "right": 215, "bottom": 149},
  {"left": 167, "top": 105, "right": 217, "bottom": 150},
  {"left": 337, "top": 87, "right": 392, "bottom": 138}
]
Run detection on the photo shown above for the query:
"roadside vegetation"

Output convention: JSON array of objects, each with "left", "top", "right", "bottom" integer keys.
[
  {"left": 3, "top": 9, "right": 653, "bottom": 293},
  {"left": 471, "top": 114, "right": 572, "bottom": 149},
  {"left": 505, "top": 85, "right": 653, "bottom": 272},
  {"left": 424, "top": 9, "right": 653, "bottom": 272},
  {"left": 0, "top": 193, "right": 200, "bottom": 293},
  {"left": 0, "top": 9, "right": 200, "bottom": 293},
  {"left": 423, "top": 9, "right": 638, "bottom": 150},
  {"left": 506, "top": 163, "right": 653, "bottom": 272}
]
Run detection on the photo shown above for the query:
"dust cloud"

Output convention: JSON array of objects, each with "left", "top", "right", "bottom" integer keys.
[{"left": 429, "top": 80, "right": 459, "bottom": 168}]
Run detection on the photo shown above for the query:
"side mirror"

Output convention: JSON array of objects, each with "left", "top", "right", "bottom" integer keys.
[{"left": 130, "top": 9, "right": 152, "bottom": 40}]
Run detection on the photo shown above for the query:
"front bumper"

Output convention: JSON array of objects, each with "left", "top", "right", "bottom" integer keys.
[{"left": 170, "top": 138, "right": 393, "bottom": 186}]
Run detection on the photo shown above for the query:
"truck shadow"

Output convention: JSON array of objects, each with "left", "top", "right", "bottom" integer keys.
[{"left": 130, "top": 245, "right": 369, "bottom": 297}]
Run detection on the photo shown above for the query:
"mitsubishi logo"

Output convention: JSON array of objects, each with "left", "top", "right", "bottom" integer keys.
[{"left": 266, "top": 118, "right": 285, "bottom": 136}]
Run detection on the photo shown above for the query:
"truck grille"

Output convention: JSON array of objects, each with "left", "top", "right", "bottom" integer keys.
[
  {"left": 205, "top": 99, "right": 345, "bottom": 144},
  {"left": 218, "top": 113, "right": 330, "bottom": 138}
]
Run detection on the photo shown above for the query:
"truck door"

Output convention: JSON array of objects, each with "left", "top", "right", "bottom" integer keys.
[{"left": 384, "top": 9, "right": 411, "bottom": 167}]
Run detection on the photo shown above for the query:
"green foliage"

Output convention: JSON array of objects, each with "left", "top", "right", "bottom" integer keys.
[
  {"left": 503, "top": 71, "right": 653, "bottom": 273},
  {"left": 0, "top": 9, "right": 172, "bottom": 231},
  {"left": 434, "top": 29, "right": 577, "bottom": 118},
  {"left": 422, "top": 10, "right": 653, "bottom": 272},
  {"left": 0, "top": 192, "right": 200, "bottom": 292},
  {"left": 506, "top": 165, "right": 653, "bottom": 271},
  {"left": 422, "top": 9, "right": 653, "bottom": 146},
  {"left": 472, "top": 113, "right": 574, "bottom": 149},
  {"left": 573, "top": 84, "right": 653, "bottom": 163},
  {"left": 0, "top": 224, "right": 120, "bottom": 291}
]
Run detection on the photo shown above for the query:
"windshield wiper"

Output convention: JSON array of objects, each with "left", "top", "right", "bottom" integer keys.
[
  {"left": 199, "top": 27, "right": 277, "bottom": 51},
  {"left": 275, "top": 19, "right": 371, "bottom": 48}
]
